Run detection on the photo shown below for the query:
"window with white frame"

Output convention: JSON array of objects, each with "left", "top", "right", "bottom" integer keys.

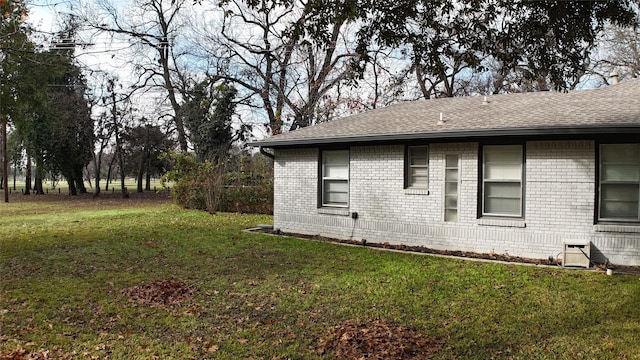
[
  {"left": 321, "top": 150, "right": 349, "bottom": 207},
  {"left": 482, "top": 145, "right": 523, "bottom": 217},
  {"left": 444, "top": 154, "right": 459, "bottom": 222},
  {"left": 407, "top": 146, "right": 429, "bottom": 188},
  {"left": 599, "top": 144, "right": 640, "bottom": 222}
]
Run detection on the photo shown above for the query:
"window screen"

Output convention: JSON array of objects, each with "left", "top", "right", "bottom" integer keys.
[
  {"left": 482, "top": 145, "right": 523, "bottom": 217},
  {"left": 407, "top": 146, "right": 429, "bottom": 188},
  {"left": 599, "top": 144, "right": 640, "bottom": 221},
  {"left": 322, "top": 150, "right": 349, "bottom": 207}
]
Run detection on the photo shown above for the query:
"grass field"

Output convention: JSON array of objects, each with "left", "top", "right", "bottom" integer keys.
[
  {"left": 3, "top": 179, "right": 167, "bottom": 195},
  {"left": 1, "top": 196, "right": 639, "bottom": 359}
]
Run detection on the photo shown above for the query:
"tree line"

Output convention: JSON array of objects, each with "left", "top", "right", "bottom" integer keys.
[
  {"left": 0, "top": 0, "right": 638, "bottom": 204},
  {"left": 73, "top": 0, "right": 638, "bottom": 135}
]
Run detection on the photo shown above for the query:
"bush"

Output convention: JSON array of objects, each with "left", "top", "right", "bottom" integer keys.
[
  {"left": 161, "top": 151, "right": 273, "bottom": 214},
  {"left": 219, "top": 180, "right": 274, "bottom": 214},
  {"left": 170, "top": 179, "right": 207, "bottom": 211},
  {"left": 161, "top": 152, "right": 223, "bottom": 213}
]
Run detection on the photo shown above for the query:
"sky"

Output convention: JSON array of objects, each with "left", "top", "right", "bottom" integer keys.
[
  {"left": 27, "top": 1, "right": 183, "bottom": 137},
  {"left": 26, "top": 0, "right": 272, "bottom": 142},
  {"left": 28, "top": 1, "right": 141, "bottom": 83},
  {"left": 24, "top": 0, "right": 629, "bottom": 145}
]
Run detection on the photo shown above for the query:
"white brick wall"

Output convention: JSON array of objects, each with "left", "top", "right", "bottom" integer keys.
[{"left": 273, "top": 141, "right": 640, "bottom": 266}]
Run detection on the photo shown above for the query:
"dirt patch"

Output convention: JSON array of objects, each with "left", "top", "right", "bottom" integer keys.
[
  {"left": 122, "top": 280, "right": 195, "bottom": 309},
  {"left": 321, "top": 320, "right": 444, "bottom": 359}
]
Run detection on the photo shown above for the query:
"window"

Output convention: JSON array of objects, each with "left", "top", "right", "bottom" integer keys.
[
  {"left": 482, "top": 145, "right": 523, "bottom": 217},
  {"left": 599, "top": 144, "right": 640, "bottom": 222},
  {"left": 321, "top": 150, "right": 349, "bottom": 207},
  {"left": 406, "top": 146, "right": 429, "bottom": 188},
  {"left": 444, "top": 154, "right": 459, "bottom": 222}
]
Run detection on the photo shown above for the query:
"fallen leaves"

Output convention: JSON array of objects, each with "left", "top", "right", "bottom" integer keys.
[
  {"left": 322, "top": 320, "right": 444, "bottom": 359},
  {"left": 0, "top": 347, "right": 71, "bottom": 360},
  {"left": 122, "top": 280, "right": 195, "bottom": 309}
]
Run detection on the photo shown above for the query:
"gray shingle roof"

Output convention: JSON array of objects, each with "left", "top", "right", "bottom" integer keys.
[{"left": 252, "top": 79, "right": 640, "bottom": 147}]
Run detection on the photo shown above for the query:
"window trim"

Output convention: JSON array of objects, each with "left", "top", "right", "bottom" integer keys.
[
  {"left": 597, "top": 143, "right": 640, "bottom": 223},
  {"left": 479, "top": 144, "right": 525, "bottom": 218},
  {"left": 405, "top": 145, "right": 429, "bottom": 189},
  {"left": 319, "top": 149, "right": 350, "bottom": 208}
]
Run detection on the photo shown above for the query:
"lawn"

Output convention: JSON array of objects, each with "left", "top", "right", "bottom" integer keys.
[
  {"left": 3, "top": 178, "right": 167, "bottom": 196},
  {"left": 1, "top": 196, "right": 639, "bottom": 359}
]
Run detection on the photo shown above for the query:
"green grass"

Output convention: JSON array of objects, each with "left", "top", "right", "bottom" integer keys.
[
  {"left": 1, "top": 199, "right": 640, "bottom": 359},
  {"left": 4, "top": 178, "right": 167, "bottom": 195}
]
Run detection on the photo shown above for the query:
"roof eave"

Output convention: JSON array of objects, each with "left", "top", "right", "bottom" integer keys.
[{"left": 250, "top": 125, "right": 640, "bottom": 148}]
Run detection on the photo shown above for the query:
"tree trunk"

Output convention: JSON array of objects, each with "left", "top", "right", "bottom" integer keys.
[
  {"left": 145, "top": 154, "right": 151, "bottom": 191},
  {"left": 34, "top": 162, "right": 44, "bottom": 195},
  {"left": 119, "top": 160, "right": 127, "bottom": 198},
  {"left": 75, "top": 166, "right": 87, "bottom": 193},
  {"left": 105, "top": 155, "right": 116, "bottom": 191},
  {"left": 2, "top": 119, "right": 8, "bottom": 202},
  {"left": 111, "top": 87, "right": 128, "bottom": 198},
  {"left": 34, "top": 177, "right": 43, "bottom": 195},
  {"left": 24, "top": 156, "right": 31, "bottom": 195},
  {"left": 136, "top": 155, "right": 144, "bottom": 193},
  {"left": 85, "top": 166, "right": 92, "bottom": 189},
  {"left": 158, "top": 37, "right": 187, "bottom": 151},
  {"left": 75, "top": 177, "right": 85, "bottom": 193},
  {"left": 93, "top": 151, "right": 102, "bottom": 197},
  {"left": 116, "top": 144, "right": 127, "bottom": 198},
  {"left": 137, "top": 142, "right": 150, "bottom": 193},
  {"left": 67, "top": 176, "right": 77, "bottom": 195},
  {"left": 12, "top": 154, "right": 19, "bottom": 190}
]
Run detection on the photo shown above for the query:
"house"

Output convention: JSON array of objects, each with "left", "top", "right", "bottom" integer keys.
[{"left": 252, "top": 79, "right": 640, "bottom": 266}]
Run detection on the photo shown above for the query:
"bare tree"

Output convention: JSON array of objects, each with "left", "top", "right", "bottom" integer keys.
[
  {"left": 311, "top": 47, "right": 412, "bottom": 123},
  {"left": 590, "top": 23, "right": 640, "bottom": 86},
  {"left": 91, "top": 111, "right": 113, "bottom": 197},
  {"left": 100, "top": 78, "right": 136, "bottom": 198},
  {"left": 77, "top": 0, "right": 193, "bottom": 151},
  {"left": 199, "top": 0, "right": 359, "bottom": 134}
]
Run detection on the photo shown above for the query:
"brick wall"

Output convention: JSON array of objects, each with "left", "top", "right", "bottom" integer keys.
[{"left": 273, "top": 140, "right": 640, "bottom": 266}]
